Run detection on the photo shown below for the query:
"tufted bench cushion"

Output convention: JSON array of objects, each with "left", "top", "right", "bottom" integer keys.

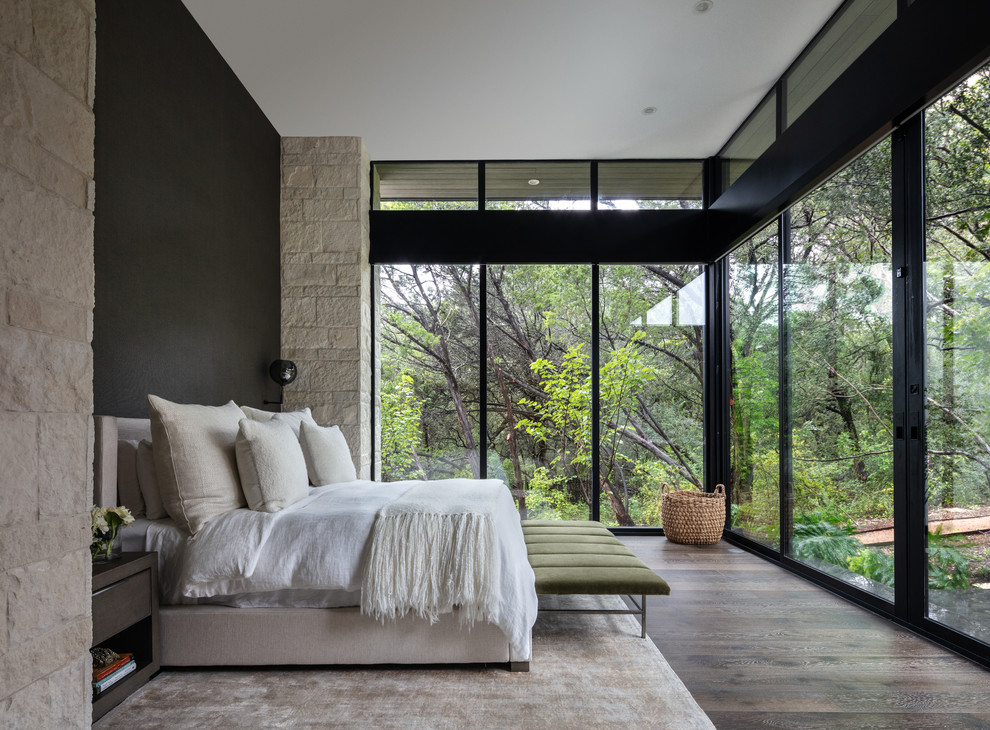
[{"left": 521, "top": 519, "right": 670, "bottom": 637}]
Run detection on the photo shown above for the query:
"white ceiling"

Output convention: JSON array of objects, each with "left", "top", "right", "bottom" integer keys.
[{"left": 182, "top": 0, "right": 843, "bottom": 161}]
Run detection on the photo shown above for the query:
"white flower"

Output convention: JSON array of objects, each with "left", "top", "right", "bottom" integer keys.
[
  {"left": 90, "top": 504, "right": 133, "bottom": 540},
  {"left": 108, "top": 505, "right": 135, "bottom": 527}
]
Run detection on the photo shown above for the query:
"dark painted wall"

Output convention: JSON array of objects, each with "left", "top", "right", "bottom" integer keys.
[{"left": 94, "top": 0, "right": 281, "bottom": 417}]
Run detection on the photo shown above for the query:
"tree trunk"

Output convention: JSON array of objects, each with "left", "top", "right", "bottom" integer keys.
[{"left": 600, "top": 476, "right": 634, "bottom": 525}]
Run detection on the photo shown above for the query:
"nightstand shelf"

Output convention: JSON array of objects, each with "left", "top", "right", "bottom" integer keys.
[{"left": 91, "top": 552, "right": 160, "bottom": 722}]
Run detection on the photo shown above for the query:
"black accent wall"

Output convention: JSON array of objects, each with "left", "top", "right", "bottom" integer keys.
[{"left": 94, "top": 0, "right": 281, "bottom": 417}]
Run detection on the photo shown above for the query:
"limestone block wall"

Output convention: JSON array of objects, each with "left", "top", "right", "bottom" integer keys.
[
  {"left": 0, "top": 0, "right": 96, "bottom": 726},
  {"left": 280, "top": 137, "right": 373, "bottom": 477}
]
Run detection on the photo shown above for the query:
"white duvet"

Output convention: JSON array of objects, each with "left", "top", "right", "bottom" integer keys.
[{"left": 137, "top": 479, "right": 537, "bottom": 657}]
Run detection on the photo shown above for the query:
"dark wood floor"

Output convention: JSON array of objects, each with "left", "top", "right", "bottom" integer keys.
[{"left": 619, "top": 535, "right": 990, "bottom": 730}]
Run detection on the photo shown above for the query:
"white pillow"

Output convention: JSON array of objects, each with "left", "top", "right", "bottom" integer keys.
[
  {"left": 299, "top": 421, "right": 357, "bottom": 485},
  {"left": 116, "top": 439, "right": 146, "bottom": 518},
  {"left": 148, "top": 395, "right": 247, "bottom": 535},
  {"left": 235, "top": 419, "right": 310, "bottom": 513},
  {"left": 241, "top": 406, "right": 316, "bottom": 438},
  {"left": 136, "top": 439, "right": 167, "bottom": 520}
]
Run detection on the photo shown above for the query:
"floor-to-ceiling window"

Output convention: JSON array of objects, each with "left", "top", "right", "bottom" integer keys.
[
  {"left": 721, "top": 59, "right": 990, "bottom": 660},
  {"left": 728, "top": 223, "right": 781, "bottom": 548},
  {"left": 785, "top": 138, "right": 895, "bottom": 598},
  {"left": 374, "top": 161, "right": 707, "bottom": 525},
  {"left": 485, "top": 264, "right": 593, "bottom": 520},
  {"left": 599, "top": 265, "right": 706, "bottom": 526},
  {"left": 924, "top": 64, "right": 990, "bottom": 644}
]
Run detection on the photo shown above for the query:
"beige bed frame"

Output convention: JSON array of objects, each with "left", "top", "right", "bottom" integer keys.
[{"left": 94, "top": 415, "right": 529, "bottom": 671}]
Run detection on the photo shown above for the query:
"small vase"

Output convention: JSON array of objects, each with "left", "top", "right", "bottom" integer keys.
[{"left": 91, "top": 535, "right": 121, "bottom": 563}]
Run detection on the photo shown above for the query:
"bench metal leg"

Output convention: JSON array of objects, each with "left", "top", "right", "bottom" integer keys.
[{"left": 538, "top": 593, "right": 651, "bottom": 639}]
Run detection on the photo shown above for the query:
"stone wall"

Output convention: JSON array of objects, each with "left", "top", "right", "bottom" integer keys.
[
  {"left": 280, "top": 138, "right": 373, "bottom": 477},
  {"left": 0, "top": 0, "right": 97, "bottom": 727}
]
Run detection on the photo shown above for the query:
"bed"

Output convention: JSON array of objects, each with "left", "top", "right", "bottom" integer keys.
[{"left": 94, "top": 414, "right": 536, "bottom": 671}]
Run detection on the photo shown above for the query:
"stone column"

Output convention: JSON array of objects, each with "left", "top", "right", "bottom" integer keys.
[
  {"left": 280, "top": 138, "right": 372, "bottom": 477},
  {"left": 0, "top": 0, "right": 97, "bottom": 726}
]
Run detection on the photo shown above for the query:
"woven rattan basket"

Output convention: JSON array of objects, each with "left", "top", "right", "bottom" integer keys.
[{"left": 660, "top": 483, "right": 726, "bottom": 545}]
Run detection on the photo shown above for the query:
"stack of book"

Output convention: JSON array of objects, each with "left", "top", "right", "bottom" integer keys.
[{"left": 92, "top": 653, "right": 136, "bottom": 695}]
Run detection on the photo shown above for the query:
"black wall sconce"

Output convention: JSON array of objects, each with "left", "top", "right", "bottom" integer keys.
[{"left": 264, "top": 359, "right": 297, "bottom": 406}]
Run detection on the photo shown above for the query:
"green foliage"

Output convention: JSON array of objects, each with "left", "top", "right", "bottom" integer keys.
[
  {"left": 380, "top": 373, "right": 425, "bottom": 480},
  {"left": 927, "top": 526, "right": 973, "bottom": 590},
  {"left": 847, "top": 548, "right": 895, "bottom": 587},
  {"left": 516, "top": 344, "right": 593, "bottom": 472},
  {"left": 790, "top": 510, "right": 863, "bottom": 566},
  {"left": 524, "top": 467, "right": 590, "bottom": 521}
]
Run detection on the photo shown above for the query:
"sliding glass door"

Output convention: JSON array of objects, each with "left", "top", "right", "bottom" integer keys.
[
  {"left": 785, "top": 138, "right": 895, "bottom": 599},
  {"left": 923, "top": 65, "right": 990, "bottom": 643}
]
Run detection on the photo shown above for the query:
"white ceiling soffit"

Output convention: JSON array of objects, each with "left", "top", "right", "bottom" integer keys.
[{"left": 182, "top": 0, "right": 843, "bottom": 161}]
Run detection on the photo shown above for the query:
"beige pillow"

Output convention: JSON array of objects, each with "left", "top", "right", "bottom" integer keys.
[
  {"left": 235, "top": 419, "right": 310, "bottom": 513},
  {"left": 136, "top": 439, "right": 167, "bottom": 520},
  {"left": 148, "top": 395, "right": 247, "bottom": 535},
  {"left": 242, "top": 405, "right": 317, "bottom": 437},
  {"left": 116, "top": 440, "right": 146, "bottom": 518},
  {"left": 299, "top": 421, "right": 357, "bottom": 485}
]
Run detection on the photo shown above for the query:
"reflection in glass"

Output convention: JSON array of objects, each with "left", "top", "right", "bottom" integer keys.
[
  {"left": 486, "top": 163, "right": 590, "bottom": 210},
  {"left": 378, "top": 265, "right": 481, "bottom": 480},
  {"left": 785, "top": 0, "right": 896, "bottom": 127},
  {"left": 597, "top": 162, "right": 703, "bottom": 210},
  {"left": 723, "top": 92, "right": 776, "bottom": 189},
  {"left": 729, "top": 225, "right": 780, "bottom": 548},
  {"left": 486, "top": 265, "right": 592, "bottom": 520},
  {"left": 785, "top": 138, "right": 894, "bottom": 599},
  {"left": 599, "top": 266, "right": 706, "bottom": 527},
  {"left": 924, "top": 64, "right": 990, "bottom": 644},
  {"left": 374, "top": 163, "right": 479, "bottom": 210}
]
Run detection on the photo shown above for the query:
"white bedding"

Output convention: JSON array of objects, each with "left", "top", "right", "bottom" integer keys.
[{"left": 125, "top": 479, "right": 537, "bottom": 657}]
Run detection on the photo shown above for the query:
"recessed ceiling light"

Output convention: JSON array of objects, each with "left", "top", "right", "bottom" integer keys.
[
  {"left": 528, "top": 179, "right": 540, "bottom": 186},
  {"left": 642, "top": 106, "right": 657, "bottom": 115},
  {"left": 694, "top": 0, "right": 713, "bottom": 13}
]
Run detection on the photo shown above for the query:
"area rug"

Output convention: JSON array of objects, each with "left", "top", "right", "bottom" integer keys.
[{"left": 95, "top": 595, "right": 714, "bottom": 729}]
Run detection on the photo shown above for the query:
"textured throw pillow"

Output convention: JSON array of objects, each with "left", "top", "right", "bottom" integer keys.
[
  {"left": 242, "top": 405, "right": 317, "bottom": 438},
  {"left": 235, "top": 418, "right": 310, "bottom": 513},
  {"left": 136, "top": 439, "right": 167, "bottom": 520},
  {"left": 116, "top": 439, "right": 146, "bottom": 518},
  {"left": 299, "top": 421, "right": 357, "bottom": 485},
  {"left": 270, "top": 410, "right": 321, "bottom": 439},
  {"left": 148, "top": 395, "right": 247, "bottom": 535}
]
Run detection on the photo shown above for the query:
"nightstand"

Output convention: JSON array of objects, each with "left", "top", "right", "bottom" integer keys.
[{"left": 91, "top": 552, "right": 160, "bottom": 721}]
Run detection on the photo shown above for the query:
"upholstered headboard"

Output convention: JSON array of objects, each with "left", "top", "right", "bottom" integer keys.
[{"left": 93, "top": 415, "right": 152, "bottom": 507}]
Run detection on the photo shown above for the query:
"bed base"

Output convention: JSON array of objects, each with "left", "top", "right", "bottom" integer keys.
[{"left": 159, "top": 604, "right": 527, "bottom": 669}]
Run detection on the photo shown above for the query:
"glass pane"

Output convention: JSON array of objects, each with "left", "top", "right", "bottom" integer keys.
[
  {"left": 486, "top": 163, "right": 590, "bottom": 210},
  {"left": 599, "top": 265, "right": 706, "bottom": 527},
  {"left": 729, "top": 224, "right": 780, "bottom": 548},
  {"left": 486, "top": 265, "right": 592, "bottom": 520},
  {"left": 723, "top": 91, "right": 776, "bottom": 189},
  {"left": 375, "top": 162, "right": 478, "bottom": 210},
  {"left": 598, "top": 162, "right": 703, "bottom": 210},
  {"left": 924, "top": 64, "right": 990, "bottom": 644},
  {"left": 785, "top": 0, "right": 896, "bottom": 127},
  {"left": 378, "top": 265, "right": 481, "bottom": 479},
  {"left": 785, "top": 138, "right": 894, "bottom": 599}
]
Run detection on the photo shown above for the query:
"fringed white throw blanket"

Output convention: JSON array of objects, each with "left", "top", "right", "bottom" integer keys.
[{"left": 361, "top": 479, "right": 504, "bottom": 627}]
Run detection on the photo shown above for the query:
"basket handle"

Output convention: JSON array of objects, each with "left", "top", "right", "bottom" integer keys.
[
  {"left": 661, "top": 482, "right": 672, "bottom": 496},
  {"left": 713, "top": 483, "right": 726, "bottom": 497}
]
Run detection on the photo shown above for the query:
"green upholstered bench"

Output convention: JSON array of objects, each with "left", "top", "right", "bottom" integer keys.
[{"left": 521, "top": 519, "right": 670, "bottom": 638}]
